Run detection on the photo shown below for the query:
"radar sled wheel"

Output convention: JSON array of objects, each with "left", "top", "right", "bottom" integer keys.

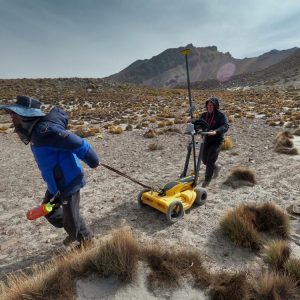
[
  {"left": 137, "top": 189, "right": 150, "bottom": 207},
  {"left": 166, "top": 200, "right": 184, "bottom": 223},
  {"left": 194, "top": 188, "right": 207, "bottom": 206}
]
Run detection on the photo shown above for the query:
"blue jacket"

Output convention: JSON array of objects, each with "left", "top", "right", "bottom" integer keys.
[{"left": 30, "top": 107, "right": 99, "bottom": 197}]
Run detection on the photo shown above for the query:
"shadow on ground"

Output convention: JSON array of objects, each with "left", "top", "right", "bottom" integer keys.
[{"left": 89, "top": 201, "right": 174, "bottom": 237}]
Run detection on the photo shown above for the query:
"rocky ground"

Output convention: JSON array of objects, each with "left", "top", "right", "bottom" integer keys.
[
  {"left": 0, "top": 115, "right": 299, "bottom": 284},
  {"left": 0, "top": 82, "right": 300, "bottom": 298}
]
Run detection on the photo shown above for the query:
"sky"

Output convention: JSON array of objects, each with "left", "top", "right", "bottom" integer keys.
[{"left": 0, "top": 0, "right": 299, "bottom": 79}]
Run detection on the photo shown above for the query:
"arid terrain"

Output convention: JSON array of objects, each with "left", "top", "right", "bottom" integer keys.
[
  {"left": 0, "top": 80, "right": 300, "bottom": 298},
  {"left": 107, "top": 44, "right": 300, "bottom": 88}
]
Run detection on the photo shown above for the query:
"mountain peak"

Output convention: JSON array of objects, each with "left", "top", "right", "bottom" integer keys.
[
  {"left": 107, "top": 45, "right": 299, "bottom": 88},
  {"left": 207, "top": 45, "right": 218, "bottom": 51},
  {"left": 185, "top": 43, "right": 194, "bottom": 48}
]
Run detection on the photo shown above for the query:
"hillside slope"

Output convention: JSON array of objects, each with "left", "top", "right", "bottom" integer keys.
[
  {"left": 107, "top": 44, "right": 298, "bottom": 87},
  {"left": 192, "top": 48, "right": 300, "bottom": 89}
]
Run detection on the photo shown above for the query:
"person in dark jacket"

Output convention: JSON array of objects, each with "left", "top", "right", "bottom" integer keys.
[
  {"left": 0, "top": 95, "right": 100, "bottom": 247},
  {"left": 194, "top": 96, "right": 228, "bottom": 187}
]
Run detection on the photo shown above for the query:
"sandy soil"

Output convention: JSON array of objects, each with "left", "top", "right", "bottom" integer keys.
[
  {"left": 76, "top": 264, "right": 207, "bottom": 300},
  {"left": 0, "top": 117, "right": 300, "bottom": 298}
]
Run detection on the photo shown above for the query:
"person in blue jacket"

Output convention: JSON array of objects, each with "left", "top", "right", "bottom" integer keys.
[
  {"left": 0, "top": 95, "right": 100, "bottom": 247},
  {"left": 194, "top": 96, "right": 229, "bottom": 188}
]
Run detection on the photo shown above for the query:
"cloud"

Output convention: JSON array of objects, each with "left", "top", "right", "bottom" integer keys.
[{"left": 0, "top": 0, "right": 299, "bottom": 78}]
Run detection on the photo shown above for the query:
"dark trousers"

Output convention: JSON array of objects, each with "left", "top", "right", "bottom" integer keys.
[
  {"left": 43, "top": 190, "right": 92, "bottom": 242},
  {"left": 202, "top": 142, "right": 222, "bottom": 181}
]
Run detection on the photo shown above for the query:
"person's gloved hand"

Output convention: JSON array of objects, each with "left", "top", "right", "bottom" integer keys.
[
  {"left": 43, "top": 190, "right": 61, "bottom": 208},
  {"left": 93, "top": 162, "right": 101, "bottom": 168},
  {"left": 193, "top": 119, "right": 209, "bottom": 132},
  {"left": 43, "top": 190, "right": 53, "bottom": 203}
]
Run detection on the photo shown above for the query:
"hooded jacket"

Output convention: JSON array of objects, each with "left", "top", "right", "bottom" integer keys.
[
  {"left": 198, "top": 97, "right": 229, "bottom": 144},
  {"left": 30, "top": 107, "right": 99, "bottom": 197}
]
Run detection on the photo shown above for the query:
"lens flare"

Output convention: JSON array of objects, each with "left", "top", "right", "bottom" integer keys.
[{"left": 216, "top": 62, "right": 236, "bottom": 82}]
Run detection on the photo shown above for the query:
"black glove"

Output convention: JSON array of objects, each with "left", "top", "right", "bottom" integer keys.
[
  {"left": 43, "top": 190, "right": 61, "bottom": 208},
  {"left": 193, "top": 119, "right": 209, "bottom": 132}
]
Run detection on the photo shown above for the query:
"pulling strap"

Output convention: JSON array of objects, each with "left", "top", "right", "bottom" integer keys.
[{"left": 101, "top": 163, "right": 154, "bottom": 191}]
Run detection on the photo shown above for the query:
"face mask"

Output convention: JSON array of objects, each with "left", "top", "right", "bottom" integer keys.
[{"left": 11, "top": 114, "right": 41, "bottom": 145}]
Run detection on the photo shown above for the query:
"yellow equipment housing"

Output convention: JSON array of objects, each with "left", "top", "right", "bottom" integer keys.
[{"left": 138, "top": 176, "right": 207, "bottom": 222}]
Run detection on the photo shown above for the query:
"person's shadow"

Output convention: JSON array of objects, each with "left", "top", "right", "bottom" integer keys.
[
  {"left": 0, "top": 198, "right": 202, "bottom": 282},
  {"left": 0, "top": 244, "right": 66, "bottom": 283},
  {"left": 89, "top": 200, "right": 174, "bottom": 237}
]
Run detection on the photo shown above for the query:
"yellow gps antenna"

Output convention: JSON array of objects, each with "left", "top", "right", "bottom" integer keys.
[{"left": 180, "top": 48, "right": 192, "bottom": 56}]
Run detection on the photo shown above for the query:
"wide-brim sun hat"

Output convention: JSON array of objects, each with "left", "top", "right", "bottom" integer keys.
[{"left": 0, "top": 95, "right": 45, "bottom": 117}]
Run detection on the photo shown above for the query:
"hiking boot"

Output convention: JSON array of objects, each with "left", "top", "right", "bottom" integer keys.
[
  {"left": 202, "top": 180, "right": 211, "bottom": 188},
  {"left": 80, "top": 235, "right": 95, "bottom": 248},
  {"left": 63, "top": 235, "right": 76, "bottom": 246},
  {"left": 213, "top": 164, "right": 221, "bottom": 179},
  {"left": 67, "top": 237, "right": 95, "bottom": 251}
]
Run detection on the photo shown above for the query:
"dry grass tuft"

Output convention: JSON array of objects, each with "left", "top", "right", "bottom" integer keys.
[
  {"left": 174, "top": 116, "right": 188, "bottom": 124},
  {"left": 148, "top": 143, "right": 163, "bottom": 151},
  {"left": 268, "top": 120, "right": 277, "bottom": 126},
  {"left": 125, "top": 124, "right": 133, "bottom": 131},
  {"left": 220, "top": 207, "right": 263, "bottom": 251},
  {"left": 143, "top": 129, "right": 157, "bottom": 138},
  {"left": 274, "top": 130, "right": 298, "bottom": 155},
  {"left": 255, "top": 202, "right": 291, "bottom": 238},
  {"left": 165, "top": 120, "right": 175, "bottom": 126},
  {"left": 221, "top": 136, "right": 234, "bottom": 150},
  {"left": 142, "top": 245, "right": 180, "bottom": 288},
  {"left": 161, "top": 127, "right": 182, "bottom": 134},
  {"left": 148, "top": 117, "right": 156, "bottom": 123},
  {"left": 284, "top": 258, "right": 300, "bottom": 284},
  {"left": 72, "top": 125, "right": 100, "bottom": 138},
  {"left": 275, "top": 131, "right": 294, "bottom": 144},
  {"left": 275, "top": 146, "right": 298, "bottom": 155},
  {"left": 253, "top": 272, "right": 299, "bottom": 300},
  {"left": 1, "top": 224, "right": 296, "bottom": 299},
  {"left": 146, "top": 255, "right": 181, "bottom": 288},
  {"left": 108, "top": 125, "right": 124, "bottom": 134},
  {"left": 157, "top": 121, "right": 166, "bottom": 128},
  {"left": 135, "top": 123, "right": 143, "bottom": 129},
  {"left": 1, "top": 258, "right": 75, "bottom": 300},
  {"left": 220, "top": 203, "right": 290, "bottom": 250},
  {"left": 246, "top": 113, "right": 255, "bottom": 119},
  {"left": 0, "top": 125, "right": 10, "bottom": 132},
  {"left": 210, "top": 272, "right": 250, "bottom": 300},
  {"left": 91, "top": 228, "right": 139, "bottom": 283},
  {"left": 223, "top": 166, "right": 257, "bottom": 188},
  {"left": 228, "top": 115, "right": 235, "bottom": 123},
  {"left": 179, "top": 250, "right": 211, "bottom": 289},
  {"left": 263, "top": 240, "right": 291, "bottom": 271},
  {"left": 0, "top": 227, "right": 139, "bottom": 299},
  {"left": 141, "top": 245, "right": 211, "bottom": 289}
]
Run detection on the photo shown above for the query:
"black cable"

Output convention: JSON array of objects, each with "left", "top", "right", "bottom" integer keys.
[{"left": 101, "top": 163, "right": 156, "bottom": 191}]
